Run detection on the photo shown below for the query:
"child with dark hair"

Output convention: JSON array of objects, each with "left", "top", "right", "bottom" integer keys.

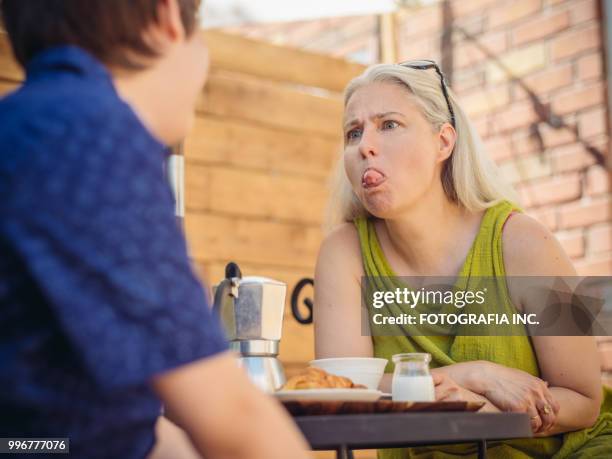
[{"left": 0, "top": 1, "right": 310, "bottom": 458}]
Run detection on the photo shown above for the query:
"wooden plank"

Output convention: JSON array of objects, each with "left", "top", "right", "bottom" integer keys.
[
  {"left": 379, "top": 13, "right": 398, "bottom": 64},
  {"left": 0, "top": 33, "right": 23, "bottom": 82},
  {"left": 185, "top": 213, "right": 322, "bottom": 269},
  {"left": 0, "top": 30, "right": 366, "bottom": 92},
  {"left": 198, "top": 71, "right": 345, "bottom": 138},
  {"left": 186, "top": 163, "right": 329, "bottom": 224},
  {"left": 184, "top": 116, "right": 341, "bottom": 179},
  {"left": 204, "top": 30, "right": 365, "bottom": 93},
  {"left": 0, "top": 33, "right": 348, "bottom": 137},
  {"left": 282, "top": 320, "right": 316, "bottom": 366},
  {"left": 195, "top": 260, "right": 312, "bottom": 291}
]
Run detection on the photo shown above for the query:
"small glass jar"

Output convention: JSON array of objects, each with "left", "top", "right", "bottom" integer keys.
[{"left": 391, "top": 353, "right": 435, "bottom": 402}]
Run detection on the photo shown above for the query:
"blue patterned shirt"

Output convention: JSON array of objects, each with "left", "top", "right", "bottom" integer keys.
[{"left": 0, "top": 46, "right": 228, "bottom": 458}]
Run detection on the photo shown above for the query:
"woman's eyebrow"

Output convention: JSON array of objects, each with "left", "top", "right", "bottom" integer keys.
[
  {"left": 373, "top": 111, "right": 406, "bottom": 120},
  {"left": 343, "top": 111, "right": 406, "bottom": 130},
  {"left": 343, "top": 119, "right": 359, "bottom": 131}
]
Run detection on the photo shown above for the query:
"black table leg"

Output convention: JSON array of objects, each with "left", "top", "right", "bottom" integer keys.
[
  {"left": 477, "top": 439, "right": 487, "bottom": 459},
  {"left": 336, "top": 445, "right": 354, "bottom": 459}
]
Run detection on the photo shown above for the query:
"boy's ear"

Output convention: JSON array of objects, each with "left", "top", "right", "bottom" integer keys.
[{"left": 152, "top": 0, "right": 186, "bottom": 44}]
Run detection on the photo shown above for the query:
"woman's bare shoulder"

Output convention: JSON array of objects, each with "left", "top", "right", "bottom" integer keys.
[
  {"left": 321, "top": 222, "right": 360, "bottom": 248},
  {"left": 316, "top": 222, "right": 364, "bottom": 276},
  {"left": 502, "top": 213, "right": 575, "bottom": 276}
]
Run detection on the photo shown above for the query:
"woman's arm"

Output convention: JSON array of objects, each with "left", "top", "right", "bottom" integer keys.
[
  {"left": 503, "top": 214, "right": 603, "bottom": 435},
  {"left": 314, "top": 223, "right": 373, "bottom": 359}
]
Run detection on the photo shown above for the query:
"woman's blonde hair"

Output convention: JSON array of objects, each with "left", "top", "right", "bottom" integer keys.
[{"left": 324, "top": 63, "right": 518, "bottom": 233}]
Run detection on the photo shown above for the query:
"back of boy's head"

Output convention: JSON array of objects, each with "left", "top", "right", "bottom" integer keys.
[{"left": 0, "top": 0, "right": 201, "bottom": 70}]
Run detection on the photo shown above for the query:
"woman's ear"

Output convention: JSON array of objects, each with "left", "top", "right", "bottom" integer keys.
[{"left": 437, "top": 123, "right": 456, "bottom": 162}]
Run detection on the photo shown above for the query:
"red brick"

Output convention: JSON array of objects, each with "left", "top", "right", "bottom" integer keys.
[
  {"left": 551, "top": 83, "right": 604, "bottom": 115},
  {"left": 487, "top": 44, "right": 547, "bottom": 84},
  {"left": 489, "top": 0, "right": 543, "bottom": 29},
  {"left": 551, "top": 24, "right": 601, "bottom": 61},
  {"left": 490, "top": 101, "right": 540, "bottom": 134},
  {"left": 485, "top": 135, "right": 514, "bottom": 162},
  {"left": 574, "top": 254, "right": 612, "bottom": 275},
  {"left": 455, "top": 41, "right": 488, "bottom": 69},
  {"left": 400, "top": 6, "right": 441, "bottom": 39},
  {"left": 499, "top": 152, "right": 552, "bottom": 184},
  {"left": 570, "top": 0, "right": 599, "bottom": 24},
  {"left": 480, "top": 31, "right": 508, "bottom": 54},
  {"left": 551, "top": 143, "right": 597, "bottom": 173},
  {"left": 589, "top": 136, "right": 611, "bottom": 156},
  {"left": 577, "top": 53, "right": 604, "bottom": 82},
  {"left": 586, "top": 166, "right": 611, "bottom": 196},
  {"left": 587, "top": 224, "right": 612, "bottom": 253},
  {"left": 578, "top": 108, "right": 608, "bottom": 139},
  {"left": 455, "top": 13, "right": 487, "bottom": 37},
  {"left": 585, "top": 138, "right": 612, "bottom": 167},
  {"left": 512, "top": 11, "right": 570, "bottom": 46},
  {"left": 556, "top": 229, "right": 585, "bottom": 258},
  {"left": 516, "top": 63, "right": 573, "bottom": 98},
  {"left": 453, "top": 0, "right": 497, "bottom": 18},
  {"left": 453, "top": 68, "right": 486, "bottom": 93},
  {"left": 512, "top": 129, "right": 542, "bottom": 156},
  {"left": 460, "top": 84, "right": 510, "bottom": 117},
  {"left": 527, "top": 206, "right": 558, "bottom": 231},
  {"left": 472, "top": 116, "right": 489, "bottom": 139},
  {"left": 517, "top": 173, "right": 582, "bottom": 207},
  {"left": 539, "top": 124, "right": 576, "bottom": 148},
  {"left": 398, "top": 37, "right": 437, "bottom": 61},
  {"left": 454, "top": 31, "right": 507, "bottom": 69},
  {"left": 517, "top": 186, "right": 531, "bottom": 207},
  {"left": 558, "top": 196, "right": 612, "bottom": 229}
]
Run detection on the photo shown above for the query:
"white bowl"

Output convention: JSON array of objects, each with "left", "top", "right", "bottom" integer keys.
[{"left": 309, "top": 357, "right": 389, "bottom": 390}]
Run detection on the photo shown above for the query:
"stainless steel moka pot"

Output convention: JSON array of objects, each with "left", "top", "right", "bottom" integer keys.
[{"left": 213, "top": 262, "right": 287, "bottom": 392}]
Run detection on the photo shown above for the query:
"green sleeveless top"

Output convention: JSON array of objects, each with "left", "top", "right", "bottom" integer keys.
[{"left": 354, "top": 201, "right": 612, "bottom": 459}]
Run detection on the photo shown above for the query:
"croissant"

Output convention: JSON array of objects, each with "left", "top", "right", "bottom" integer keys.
[{"left": 282, "top": 367, "right": 366, "bottom": 390}]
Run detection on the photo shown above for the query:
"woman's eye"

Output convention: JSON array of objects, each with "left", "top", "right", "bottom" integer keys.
[
  {"left": 346, "top": 129, "right": 362, "bottom": 141},
  {"left": 382, "top": 120, "right": 399, "bottom": 130}
]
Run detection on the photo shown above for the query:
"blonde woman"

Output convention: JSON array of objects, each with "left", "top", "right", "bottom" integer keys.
[{"left": 314, "top": 61, "right": 611, "bottom": 458}]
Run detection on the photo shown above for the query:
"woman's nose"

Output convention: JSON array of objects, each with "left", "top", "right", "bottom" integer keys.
[{"left": 358, "top": 130, "right": 379, "bottom": 159}]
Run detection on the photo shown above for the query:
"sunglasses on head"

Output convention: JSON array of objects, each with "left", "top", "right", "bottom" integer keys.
[{"left": 398, "top": 59, "right": 456, "bottom": 128}]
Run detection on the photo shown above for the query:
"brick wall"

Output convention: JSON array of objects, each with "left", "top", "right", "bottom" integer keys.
[
  {"left": 224, "top": 0, "right": 610, "bottom": 274},
  {"left": 223, "top": 15, "right": 379, "bottom": 64},
  {"left": 223, "top": 0, "right": 611, "bottom": 379}
]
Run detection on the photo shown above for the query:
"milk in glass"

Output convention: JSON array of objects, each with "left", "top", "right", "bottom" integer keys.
[{"left": 391, "top": 353, "right": 435, "bottom": 402}]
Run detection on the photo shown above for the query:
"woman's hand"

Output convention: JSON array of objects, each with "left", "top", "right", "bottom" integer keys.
[
  {"left": 434, "top": 372, "right": 477, "bottom": 402},
  {"left": 433, "top": 363, "right": 560, "bottom": 433},
  {"left": 433, "top": 373, "right": 499, "bottom": 413},
  {"left": 481, "top": 367, "right": 560, "bottom": 433}
]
